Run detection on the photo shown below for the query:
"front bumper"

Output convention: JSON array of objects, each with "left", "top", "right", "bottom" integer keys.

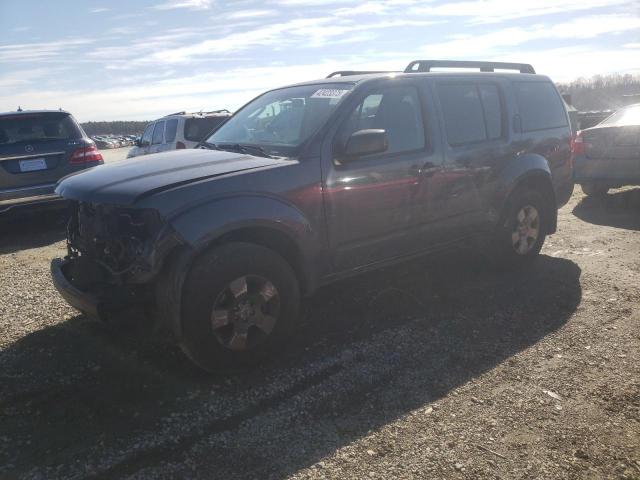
[{"left": 50, "top": 258, "right": 101, "bottom": 317}]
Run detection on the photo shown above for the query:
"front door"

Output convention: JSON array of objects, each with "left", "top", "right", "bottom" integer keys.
[{"left": 322, "top": 80, "right": 430, "bottom": 273}]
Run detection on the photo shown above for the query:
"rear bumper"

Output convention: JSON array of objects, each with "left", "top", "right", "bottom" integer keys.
[
  {"left": 0, "top": 183, "right": 65, "bottom": 213},
  {"left": 50, "top": 258, "right": 101, "bottom": 317},
  {"left": 574, "top": 155, "right": 640, "bottom": 184}
]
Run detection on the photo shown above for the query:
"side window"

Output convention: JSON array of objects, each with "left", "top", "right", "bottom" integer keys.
[
  {"left": 165, "top": 119, "right": 178, "bottom": 143},
  {"left": 152, "top": 121, "right": 165, "bottom": 145},
  {"left": 141, "top": 124, "right": 154, "bottom": 146},
  {"left": 437, "top": 84, "right": 487, "bottom": 145},
  {"left": 478, "top": 84, "right": 502, "bottom": 140},
  {"left": 338, "top": 86, "right": 425, "bottom": 155},
  {"left": 514, "top": 82, "right": 567, "bottom": 132}
]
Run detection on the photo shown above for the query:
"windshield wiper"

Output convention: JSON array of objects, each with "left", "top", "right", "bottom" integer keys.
[{"left": 215, "top": 143, "right": 274, "bottom": 159}]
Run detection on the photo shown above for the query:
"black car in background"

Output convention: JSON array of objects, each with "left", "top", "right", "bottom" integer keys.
[
  {"left": 51, "top": 60, "right": 573, "bottom": 372},
  {"left": 0, "top": 110, "right": 103, "bottom": 214}
]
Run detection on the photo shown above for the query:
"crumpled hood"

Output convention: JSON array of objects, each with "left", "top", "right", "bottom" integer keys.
[{"left": 55, "top": 149, "right": 286, "bottom": 206}]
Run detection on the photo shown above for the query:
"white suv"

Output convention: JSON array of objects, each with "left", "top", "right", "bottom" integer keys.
[{"left": 127, "top": 110, "right": 231, "bottom": 158}]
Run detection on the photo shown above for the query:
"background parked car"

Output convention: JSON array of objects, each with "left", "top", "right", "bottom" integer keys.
[
  {"left": 0, "top": 109, "right": 103, "bottom": 214},
  {"left": 573, "top": 103, "right": 640, "bottom": 196},
  {"left": 127, "top": 110, "right": 231, "bottom": 158}
]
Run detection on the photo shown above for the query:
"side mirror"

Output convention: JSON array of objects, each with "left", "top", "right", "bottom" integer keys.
[{"left": 344, "top": 129, "right": 388, "bottom": 159}]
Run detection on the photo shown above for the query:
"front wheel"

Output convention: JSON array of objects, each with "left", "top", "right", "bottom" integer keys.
[
  {"left": 491, "top": 188, "right": 548, "bottom": 267},
  {"left": 179, "top": 242, "right": 300, "bottom": 373}
]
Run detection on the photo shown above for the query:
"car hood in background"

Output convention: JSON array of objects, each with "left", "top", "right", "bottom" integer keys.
[{"left": 55, "top": 149, "right": 287, "bottom": 205}]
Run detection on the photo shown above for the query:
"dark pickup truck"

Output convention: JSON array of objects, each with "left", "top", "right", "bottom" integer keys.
[{"left": 51, "top": 60, "right": 574, "bottom": 372}]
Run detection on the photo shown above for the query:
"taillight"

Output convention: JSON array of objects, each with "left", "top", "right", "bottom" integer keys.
[
  {"left": 571, "top": 131, "right": 585, "bottom": 156},
  {"left": 70, "top": 145, "right": 104, "bottom": 165},
  {"left": 176, "top": 141, "right": 186, "bottom": 149}
]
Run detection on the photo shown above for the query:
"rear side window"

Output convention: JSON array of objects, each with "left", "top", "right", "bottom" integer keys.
[
  {"left": 0, "top": 113, "right": 81, "bottom": 145},
  {"left": 165, "top": 118, "right": 178, "bottom": 143},
  {"left": 152, "top": 121, "right": 165, "bottom": 145},
  {"left": 184, "top": 117, "right": 227, "bottom": 142},
  {"left": 514, "top": 82, "right": 567, "bottom": 132},
  {"left": 478, "top": 84, "right": 502, "bottom": 140},
  {"left": 437, "top": 84, "right": 487, "bottom": 145}
]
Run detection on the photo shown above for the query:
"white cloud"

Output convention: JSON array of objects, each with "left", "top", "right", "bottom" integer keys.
[
  {"left": 225, "top": 9, "right": 277, "bottom": 19},
  {"left": 421, "top": 14, "right": 640, "bottom": 58},
  {"left": 411, "top": 0, "right": 632, "bottom": 24},
  {"left": 152, "top": 0, "right": 213, "bottom": 10},
  {"left": 90, "top": 7, "right": 110, "bottom": 13},
  {"left": 0, "top": 38, "right": 94, "bottom": 62}
]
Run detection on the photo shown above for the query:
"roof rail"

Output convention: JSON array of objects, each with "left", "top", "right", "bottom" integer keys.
[
  {"left": 166, "top": 111, "right": 186, "bottom": 116},
  {"left": 326, "top": 70, "right": 395, "bottom": 78},
  {"left": 404, "top": 60, "right": 535, "bottom": 74}
]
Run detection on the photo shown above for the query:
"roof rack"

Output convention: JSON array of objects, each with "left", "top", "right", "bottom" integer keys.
[
  {"left": 404, "top": 60, "right": 535, "bottom": 74},
  {"left": 326, "top": 70, "right": 395, "bottom": 78}
]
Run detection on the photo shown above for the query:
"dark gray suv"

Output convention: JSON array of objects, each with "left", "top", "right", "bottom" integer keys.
[
  {"left": 0, "top": 110, "right": 103, "bottom": 214},
  {"left": 51, "top": 60, "right": 574, "bottom": 372}
]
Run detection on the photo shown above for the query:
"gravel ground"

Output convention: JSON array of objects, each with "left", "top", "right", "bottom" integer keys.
[
  {"left": 99, "top": 147, "right": 130, "bottom": 164},
  {"left": 0, "top": 187, "right": 639, "bottom": 479}
]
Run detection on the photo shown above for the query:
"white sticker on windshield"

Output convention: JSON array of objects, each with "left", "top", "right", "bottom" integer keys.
[{"left": 311, "top": 88, "right": 350, "bottom": 99}]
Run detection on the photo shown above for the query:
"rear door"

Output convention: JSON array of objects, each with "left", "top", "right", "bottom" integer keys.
[
  {"left": 0, "top": 112, "right": 85, "bottom": 192},
  {"left": 429, "top": 79, "right": 512, "bottom": 238}
]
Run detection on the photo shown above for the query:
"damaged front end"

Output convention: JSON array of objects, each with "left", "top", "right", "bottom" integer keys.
[{"left": 51, "top": 201, "right": 182, "bottom": 320}]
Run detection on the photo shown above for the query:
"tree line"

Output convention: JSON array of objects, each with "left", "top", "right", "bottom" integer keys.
[
  {"left": 80, "top": 120, "right": 149, "bottom": 136},
  {"left": 557, "top": 73, "right": 640, "bottom": 112}
]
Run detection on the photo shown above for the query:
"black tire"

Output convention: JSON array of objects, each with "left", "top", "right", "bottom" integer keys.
[
  {"left": 491, "top": 188, "right": 548, "bottom": 267},
  {"left": 580, "top": 183, "right": 609, "bottom": 197},
  {"left": 179, "top": 242, "right": 300, "bottom": 373}
]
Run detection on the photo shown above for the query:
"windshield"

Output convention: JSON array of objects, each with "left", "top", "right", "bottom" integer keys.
[
  {"left": 0, "top": 113, "right": 81, "bottom": 145},
  {"left": 206, "top": 83, "right": 354, "bottom": 156},
  {"left": 599, "top": 104, "right": 640, "bottom": 126}
]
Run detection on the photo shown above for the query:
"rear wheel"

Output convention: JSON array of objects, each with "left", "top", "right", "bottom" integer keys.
[
  {"left": 581, "top": 183, "right": 609, "bottom": 197},
  {"left": 491, "top": 188, "right": 548, "bottom": 267},
  {"left": 179, "top": 242, "right": 300, "bottom": 372}
]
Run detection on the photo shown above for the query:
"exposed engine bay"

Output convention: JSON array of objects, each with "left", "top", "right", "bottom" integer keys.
[{"left": 66, "top": 201, "right": 169, "bottom": 285}]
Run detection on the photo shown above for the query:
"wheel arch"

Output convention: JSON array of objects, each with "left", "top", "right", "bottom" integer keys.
[
  {"left": 156, "top": 213, "right": 318, "bottom": 340},
  {"left": 502, "top": 170, "right": 557, "bottom": 234},
  {"left": 496, "top": 154, "right": 557, "bottom": 234}
]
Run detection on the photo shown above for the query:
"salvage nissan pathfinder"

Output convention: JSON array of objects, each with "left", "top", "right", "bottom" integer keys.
[{"left": 51, "top": 60, "right": 574, "bottom": 372}]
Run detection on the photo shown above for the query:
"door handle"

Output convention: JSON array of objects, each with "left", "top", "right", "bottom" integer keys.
[
  {"left": 410, "top": 162, "right": 439, "bottom": 177},
  {"left": 421, "top": 162, "right": 439, "bottom": 177}
]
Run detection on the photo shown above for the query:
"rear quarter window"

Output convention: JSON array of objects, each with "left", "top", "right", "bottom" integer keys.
[{"left": 514, "top": 81, "right": 567, "bottom": 132}]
